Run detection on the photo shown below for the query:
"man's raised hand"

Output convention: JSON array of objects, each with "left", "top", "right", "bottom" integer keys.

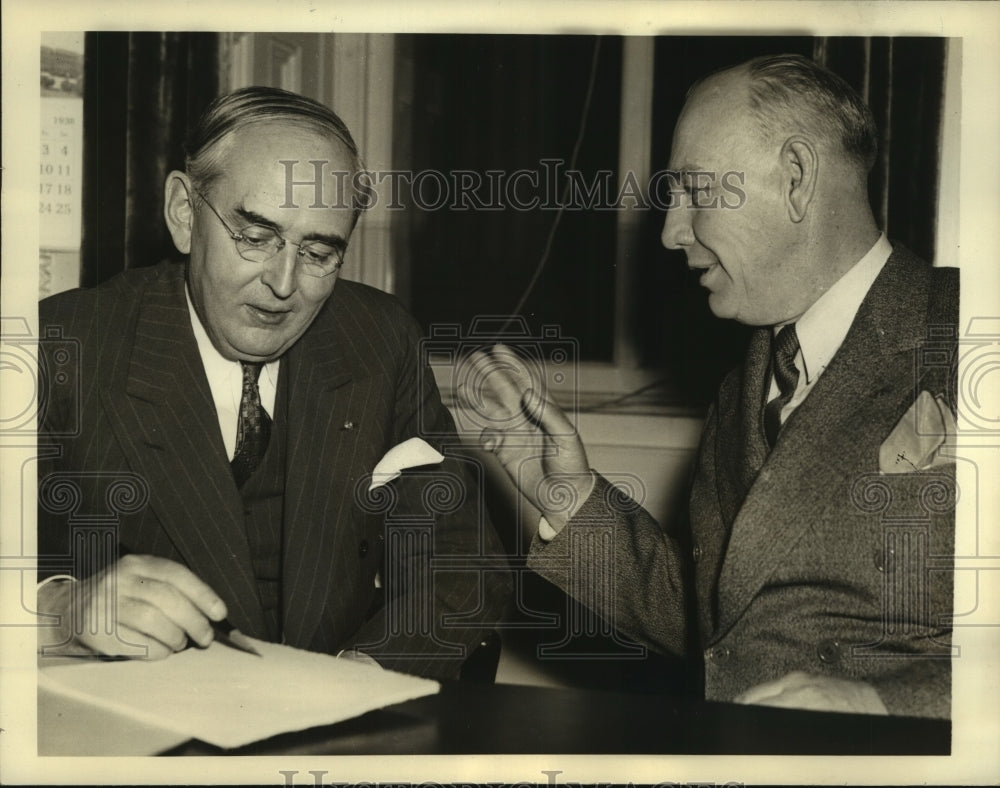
[{"left": 456, "top": 345, "right": 593, "bottom": 535}]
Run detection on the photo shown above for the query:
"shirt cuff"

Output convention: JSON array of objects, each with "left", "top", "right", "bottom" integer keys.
[
  {"left": 38, "top": 574, "right": 77, "bottom": 591},
  {"left": 537, "top": 516, "right": 559, "bottom": 543},
  {"left": 535, "top": 470, "right": 598, "bottom": 543}
]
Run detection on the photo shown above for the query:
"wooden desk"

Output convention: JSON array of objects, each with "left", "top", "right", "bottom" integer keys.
[{"left": 160, "top": 681, "right": 948, "bottom": 756}]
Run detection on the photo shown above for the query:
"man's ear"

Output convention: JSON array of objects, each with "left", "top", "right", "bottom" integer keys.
[
  {"left": 781, "top": 137, "right": 818, "bottom": 223},
  {"left": 163, "top": 171, "right": 194, "bottom": 254}
]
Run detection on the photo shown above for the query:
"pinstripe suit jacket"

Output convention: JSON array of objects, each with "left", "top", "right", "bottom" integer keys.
[
  {"left": 38, "top": 261, "right": 511, "bottom": 680},
  {"left": 528, "top": 246, "right": 958, "bottom": 718}
]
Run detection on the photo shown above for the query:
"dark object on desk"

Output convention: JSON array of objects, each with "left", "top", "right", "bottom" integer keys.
[
  {"left": 458, "top": 630, "right": 502, "bottom": 683},
  {"left": 168, "top": 681, "right": 949, "bottom": 756}
]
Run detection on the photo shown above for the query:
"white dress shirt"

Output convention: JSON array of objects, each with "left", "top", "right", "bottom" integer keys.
[
  {"left": 186, "top": 288, "right": 279, "bottom": 460},
  {"left": 769, "top": 233, "right": 893, "bottom": 424},
  {"left": 36, "top": 291, "right": 281, "bottom": 596}
]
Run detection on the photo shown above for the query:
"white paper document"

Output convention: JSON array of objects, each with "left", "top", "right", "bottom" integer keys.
[{"left": 38, "top": 638, "right": 440, "bottom": 749}]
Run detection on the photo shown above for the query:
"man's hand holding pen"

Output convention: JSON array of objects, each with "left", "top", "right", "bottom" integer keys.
[{"left": 37, "top": 554, "right": 230, "bottom": 659}]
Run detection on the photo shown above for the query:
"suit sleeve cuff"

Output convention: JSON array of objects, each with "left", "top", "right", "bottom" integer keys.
[{"left": 534, "top": 470, "right": 599, "bottom": 544}]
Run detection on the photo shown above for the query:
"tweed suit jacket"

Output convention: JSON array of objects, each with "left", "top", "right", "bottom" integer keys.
[
  {"left": 528, "top": 246, "right": 958, "bottom": 718},
  {"left": 38, "top": 261, "right": 511, "bottom": 680}
]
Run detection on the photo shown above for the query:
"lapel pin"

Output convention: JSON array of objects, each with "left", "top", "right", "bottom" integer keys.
[{"left": 342, "top": 420, "right": 355, "bottom": 430}]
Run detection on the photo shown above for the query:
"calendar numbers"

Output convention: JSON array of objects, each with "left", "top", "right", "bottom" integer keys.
[{"left": 40, "top": 98, "right": 83, "bottom": 249}]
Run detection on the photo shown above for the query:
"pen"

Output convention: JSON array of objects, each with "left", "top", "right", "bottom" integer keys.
[{"left": 210, "top": 618, "right": 263, "bottom": 657}]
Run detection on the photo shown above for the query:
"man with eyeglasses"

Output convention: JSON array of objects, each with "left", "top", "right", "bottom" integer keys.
[{"left": 36, "top": 87, "right": 511, "bottom": 680}]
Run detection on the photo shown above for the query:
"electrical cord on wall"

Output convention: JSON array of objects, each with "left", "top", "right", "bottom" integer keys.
[
  {"left": 503, "top": 37, "right": 603, "bottom": 330},
  {"left": 495, "top": 38, "right": 678, "bottom": 414}
]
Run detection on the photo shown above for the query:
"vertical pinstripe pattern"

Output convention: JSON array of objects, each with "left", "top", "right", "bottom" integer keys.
[
  {"left": 39, "top": 261, "right": 512, "bottom": 679},
  {"left": 239, "top": 364, "right": 288, "bottom": 641},
  {"left": 97, "top": 269, "right": 266, "bottom": 636}
]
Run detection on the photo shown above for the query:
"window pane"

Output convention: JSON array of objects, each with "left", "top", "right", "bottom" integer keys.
[{"left": 405, "top": 34, "right": 623, "bottom": 362}]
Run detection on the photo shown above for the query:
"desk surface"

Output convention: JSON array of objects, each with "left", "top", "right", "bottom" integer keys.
[{"left": 163, "top": 681, "right": 949, "bottom": 756}]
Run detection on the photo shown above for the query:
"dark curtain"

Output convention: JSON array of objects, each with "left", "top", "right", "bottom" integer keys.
[
  {"left": 405, "top": 35, "right": 624, "bottom": 361},
  {"left": 816, "top": 37, "right": 946, "bottom": 264},
  {"left": 81, "top": 33, "right": 220, "bottom": 287}
]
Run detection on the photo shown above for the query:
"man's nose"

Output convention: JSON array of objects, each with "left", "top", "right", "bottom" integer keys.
[
  {"left": 260, "top": 245, "right": 298, "bottom": 298},
  {"left": 661, "top": 205, "right": 694, "bottom": 250}
]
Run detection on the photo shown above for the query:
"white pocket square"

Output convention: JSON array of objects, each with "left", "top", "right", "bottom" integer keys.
[
  {"left": 368, "top": 437, "right": 445, "bottom": 491},
  {"left": 878, "top": 391, "right": 957, "bottom": 474}
]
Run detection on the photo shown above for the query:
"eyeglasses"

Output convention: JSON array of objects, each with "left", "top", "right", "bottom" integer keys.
[{"left": 192, "top": 187, "right": 344, "bottom": 278}]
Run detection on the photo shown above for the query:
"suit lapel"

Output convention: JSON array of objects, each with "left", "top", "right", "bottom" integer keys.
[
  {"left": 688, "top": 329, "right": 770, "bottom": 635},
  {"left": 716, "top": 328, "right": 772, "bottom": 524},
  {"left": 711, "top": 247, "right": 933, "bottom": 639},
  {"left": 280, "top": 298, "right": 381, "bottom": 649},
  {"left": 100, "top": 266, "right": 267, "bottom": 637}
]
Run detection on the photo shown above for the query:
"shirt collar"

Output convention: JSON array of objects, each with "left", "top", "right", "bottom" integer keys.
[
  {"left": 791, "top": 233, "right": 893, "bottom": 384},
  {"left": 185, "top": 286, "right": 279, "bottom": 405}
]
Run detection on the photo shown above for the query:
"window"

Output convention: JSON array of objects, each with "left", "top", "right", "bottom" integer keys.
[{"left": 396, "top": 35, "right": 808, "bottom": 408}]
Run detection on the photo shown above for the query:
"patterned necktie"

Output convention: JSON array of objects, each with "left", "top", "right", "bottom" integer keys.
[
  {"left": 231, "top": 362, "right": 271, "bottom": 487},
  {"left": 764, "top": 324, "right": 800, "bottom": 448}
]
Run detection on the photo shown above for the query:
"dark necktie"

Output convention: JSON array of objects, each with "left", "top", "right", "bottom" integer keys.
[
  {"left": 764, "top": 324, "right": 800, "bottom": 448},
  {"left": 231, "top": 361, "right": 271, "bottom": 487}
]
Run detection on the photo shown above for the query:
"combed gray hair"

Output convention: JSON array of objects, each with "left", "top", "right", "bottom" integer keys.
[
  {"left": 184, "top": 86, "right": 364, "bottom": 201},
  {"left": 744, "top": 54, "right": 878, "bottom": 173}
]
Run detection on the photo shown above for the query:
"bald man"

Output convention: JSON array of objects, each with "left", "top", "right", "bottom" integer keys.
[{"left": 461, "top": 54, "right": 957, "bottom": 718}]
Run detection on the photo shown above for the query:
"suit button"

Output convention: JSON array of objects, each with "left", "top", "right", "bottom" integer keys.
[
  {"left": 359, "top": 539, "right": 369, "bottom": 558},
  {"left": 705, "top": 646, "right": 730, "bottom": 664},
  {"left": 692, "top": 544, "right": 703, "bottom": 561},
  {"left": 817, "top": 639, "right": 842, "bottom": 665},
  {"left": 874, "top": 546, "right": 895, "bottom": 572}
]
